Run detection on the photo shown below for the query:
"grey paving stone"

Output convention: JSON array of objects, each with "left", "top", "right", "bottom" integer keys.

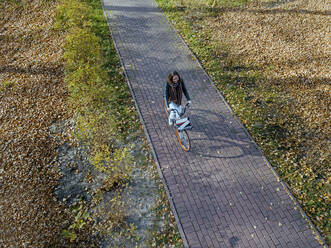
[{"left": 101, "top": 0, "right": 326, "bottom": 247}]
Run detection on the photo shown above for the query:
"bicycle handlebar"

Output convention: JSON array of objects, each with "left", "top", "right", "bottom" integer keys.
[{"left": 183, "top": 102, "right": 190, "bottom": 115}]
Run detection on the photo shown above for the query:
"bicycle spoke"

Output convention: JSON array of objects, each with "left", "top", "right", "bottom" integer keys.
[{"left": 182, "top": 136, "right": 187, "bottom": 147}]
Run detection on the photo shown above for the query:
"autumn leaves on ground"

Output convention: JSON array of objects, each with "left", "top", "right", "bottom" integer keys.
[
  {"left": 157, "top": 0, "right": 330, "bottom": 244},
  {"left": 1, "top": 0, "right": 330, "bottom": 246},
  {"left": 0, "top": 0, "right": 73, "bottom": 247}
]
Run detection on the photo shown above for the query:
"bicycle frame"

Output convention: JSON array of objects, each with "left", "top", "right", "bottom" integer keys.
[
  {"left": 175, "top": 117, "right": 192, "bottom": 131},
  {"left": 169, "top": 103, "right": 192, "bottom": 131}
]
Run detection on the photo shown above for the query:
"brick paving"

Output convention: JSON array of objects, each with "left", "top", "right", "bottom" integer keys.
[{"left": 101, "top": 0, "right": 325, "bottom": 247}]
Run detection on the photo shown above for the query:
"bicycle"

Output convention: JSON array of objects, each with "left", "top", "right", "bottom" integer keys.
[{"left": 163, "top": 100, "right": 192, "bottom": 151}]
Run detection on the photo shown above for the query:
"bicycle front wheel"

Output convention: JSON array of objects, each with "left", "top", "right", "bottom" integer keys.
[{"left": 176, "top": 129, "right": 191, "bottom": 151}]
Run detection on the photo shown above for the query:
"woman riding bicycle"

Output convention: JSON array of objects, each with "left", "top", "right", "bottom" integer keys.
[{"left": 164, "top": 71, "right": 191, "bottom": 126}]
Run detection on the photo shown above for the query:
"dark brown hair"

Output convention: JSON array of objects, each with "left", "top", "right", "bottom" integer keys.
[{"left": 167, "top": 71, "right": 182, "bottom": 84}]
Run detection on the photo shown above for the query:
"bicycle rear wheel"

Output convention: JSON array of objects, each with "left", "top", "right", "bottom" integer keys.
[{"left": 176, "top": 129, "right": 191, "bottom": 151}]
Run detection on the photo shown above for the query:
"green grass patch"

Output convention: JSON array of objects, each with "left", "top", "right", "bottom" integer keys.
[
  {"left": 55, "top": 0, "right": 135, "bottom": 242},
  {"left": 55, "top": 0, "right": 136, "bottom": 189},
  {"left": 62, "top": 200, "right": 92, "bottom": 243},
  {"left": 0, "top": 80, "right": 16, "bottom": 92}
]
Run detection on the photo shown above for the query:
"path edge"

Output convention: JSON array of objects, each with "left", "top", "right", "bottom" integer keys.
[
  {"left": 153, "top": 1, "right": 327, "bottom": 247},
  {"left": 100, "top": 1, "right": 189, "bottom": 247}
]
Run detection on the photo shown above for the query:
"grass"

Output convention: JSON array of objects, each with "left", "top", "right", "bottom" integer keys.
[
  {"left": 55, "top": 0, "right": 136, "bottom": 242},
  {"left": 167, "top": 0, "right": 248, "bottom": 8},
  {"left": 0, "top": 80, "right": 15, "bottom": 91},
  {"left": 55, "top": 0, "right": 183, "bottom": 246},
  {"left": 56, "top": 0, "right": 135, "bottom": 193},
  {"left": 156, "top": 0, "right": 329, "bottom": 245}
]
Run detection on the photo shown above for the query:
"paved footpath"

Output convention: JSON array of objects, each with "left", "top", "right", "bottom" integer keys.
[{"left": 101, "top": 0, "right": 325, "bottom": 247}]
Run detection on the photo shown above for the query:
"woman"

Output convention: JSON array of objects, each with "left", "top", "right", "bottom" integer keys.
[{"left": 164, "top": 71, "right": 191, "bottom": 126}]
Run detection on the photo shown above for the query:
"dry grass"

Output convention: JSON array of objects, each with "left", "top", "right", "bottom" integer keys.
[
  {"left": 207, "top": 0, "right": 331, "bottom": 163},
  {"left": 0, "top": 1, "right": 83, "bottom": 247},
  {"left": 170, "top": 0, "right": 330, "bottom": 168},
  {"left": 205, "top": 0, "right": 330, "bottom": 166},
  {"left": 207, "top": 0, "right": 330, "bottom": 135}
]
